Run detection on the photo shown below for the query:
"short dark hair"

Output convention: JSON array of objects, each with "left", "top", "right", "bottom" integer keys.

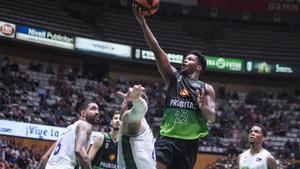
[
  {"left": 185, "top": 50, "right": 207, "bottom": 71},
  {"left": 76, "top": 100, "right": 96, "bottom": 113},
  {"left": 112, "top": 111, "right": 121, "bottom": 118},
  {"left": 252, "top": 123, "right": 267, "bottom": 137}
]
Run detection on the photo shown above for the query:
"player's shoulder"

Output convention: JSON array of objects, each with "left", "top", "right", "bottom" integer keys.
[
  {"left": 239, "top": 149, "right": 250, "bottom": 156},
  {"left": 266, "top": 153, "right": 277, "bottom": 168},
  {"left": 94, "top": 133, "right": 105, "bottom": 144},
  {"left": 77, "top": 120, "right": 93, "bottom": 131},
  {"left": 78, "top": 120, "right": 90, "bottom": 126},
  {"left": 204, "top": 83, "right": 214, "bottom": 90}
]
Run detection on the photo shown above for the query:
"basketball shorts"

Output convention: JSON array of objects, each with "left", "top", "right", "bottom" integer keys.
[
  {"left": 118, "top": 127, "right": 156, "bottom": 169},
  {"left": 155, "top": 135, "right": 199, "bottom": 169}
]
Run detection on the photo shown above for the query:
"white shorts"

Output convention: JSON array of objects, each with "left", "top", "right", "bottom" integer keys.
[{"left": 118, "top": 124, "right": 156, "bottom": 169}]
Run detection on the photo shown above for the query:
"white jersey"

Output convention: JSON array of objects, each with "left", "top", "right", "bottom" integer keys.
[
  {"left": 46, "top": 120, "right": 89, "bottom": 169},
  {"left": 239, "top": 148, "right": 271, "bottom": 169},
  {"left": 118, "top": 119, "right": 156, "bottom": 169}
]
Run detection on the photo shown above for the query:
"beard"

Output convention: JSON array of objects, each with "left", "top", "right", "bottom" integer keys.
[
  {"left": 86, "top": 115, "right": 99, "bottom": 125},
  {"left": 112, "top": 126, "right": 120, "bottom": 131}
]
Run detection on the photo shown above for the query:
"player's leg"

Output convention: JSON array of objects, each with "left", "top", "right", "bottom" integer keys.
[
  {"left": 169, "top": 138, "right": 199, "bottom": 169},
  {"left": 155, "top": 136, "right": 175, "bottom": 169}
]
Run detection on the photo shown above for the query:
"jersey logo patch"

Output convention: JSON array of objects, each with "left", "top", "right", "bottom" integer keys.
[
  {"left": 256, "top": 158, "right": 262, "bottom": 162},
  {"left": 180, "top": 88, "right": 189, "bottom": 97},
  {"left": 109, "top": 153, "right": 116, "bottom": 161}
]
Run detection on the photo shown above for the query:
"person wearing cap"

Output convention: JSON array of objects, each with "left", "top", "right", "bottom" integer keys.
[{"left": 133, "top": 4, "right": 216, "bottom": 169}]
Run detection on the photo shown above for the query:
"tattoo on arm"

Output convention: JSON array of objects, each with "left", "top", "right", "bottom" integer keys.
[{"left": 75, "top": 122, "right": 92, "bottom": 169}]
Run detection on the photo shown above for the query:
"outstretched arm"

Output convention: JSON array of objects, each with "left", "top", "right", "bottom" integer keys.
[
  {"left": 128, "top": 96, "right": 148, "bottom": 122},
  {"left": 87, "top": 133, "right": 104, "bottom": 161},
  {"left": 75, "top": 122, "right": 93, "bottom": 169},
  {"left": 133, "top": 4, "right": 176, "bottom": 86},
  {"left": 36, "top": 142, "right": 56, "bottom": 169},
  {"left": 196, "top": 84, "right": 216, "bottom": 122},
  {"left": 117, "top": 85, "right": 148, "bottom": 122}
]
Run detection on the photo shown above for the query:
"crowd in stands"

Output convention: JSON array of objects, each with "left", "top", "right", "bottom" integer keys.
[
  {"left": 0, "top": 55, "right": 300, "bottom": 168},
  {"left": 0, "top": 136, "right": 45, "bottom": 169}
]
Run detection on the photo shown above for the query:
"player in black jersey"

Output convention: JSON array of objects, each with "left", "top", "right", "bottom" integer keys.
[
  {"left": 133, "top": 3, "right": 216, "bottom": 169},
  {"left": 88, "top": 112, "right": 121, "bottom": 169}
]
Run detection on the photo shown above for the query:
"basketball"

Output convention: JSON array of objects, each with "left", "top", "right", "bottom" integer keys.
[{"left": 135, "top": 0, "right": 160, "bottom": 16}]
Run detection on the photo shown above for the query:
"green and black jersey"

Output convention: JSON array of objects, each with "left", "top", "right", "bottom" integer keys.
[
  {"left": 160, "top": 71, "right": 209, "bottom": 140},
  {"left": 91, "top": 133, "right": 118, "bottom": 169}
]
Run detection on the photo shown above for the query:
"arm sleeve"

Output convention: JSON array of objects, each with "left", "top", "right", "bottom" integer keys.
[{"left": 127, "top": 97, "right": 148, "bottom": 122}]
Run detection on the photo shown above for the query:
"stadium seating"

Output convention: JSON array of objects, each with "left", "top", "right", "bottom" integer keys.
[
  {"left": 0, "top": 0, "right": 300, "bottom": 168},
  {"left": 0, "top": 0, "right": 93, "bottom": 38}
]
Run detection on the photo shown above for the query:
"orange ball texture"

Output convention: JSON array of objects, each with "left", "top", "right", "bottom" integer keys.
[{"left": 135, "top": 0, "right": 160, "bottom": 16}]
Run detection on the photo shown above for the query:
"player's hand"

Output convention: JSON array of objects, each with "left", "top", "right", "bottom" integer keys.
[
  {"left": 196, "top": 89, "right": 209, "bottom": 110},
  {"left": 117, "top": 85, "right": 145, "bottom": 101},
  {"left": 132, "top": 2, "right": 145, "bottom": 24}
]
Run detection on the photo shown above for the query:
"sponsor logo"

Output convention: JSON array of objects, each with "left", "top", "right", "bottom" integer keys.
[
  {"left": 108, "top": 153, "right": 116, "bottom": 161},
  {"left": 170, "top": 98, "right": 196, "bottom": 110},
  {"left": 256, "top": 158, "right": 262, "bottom": 162},
  {"left": 179, "top": 88, "right": 189, "bottom": 97},
  {"left": 0, "top": 24, "right": 14, "bottom": 36},
  {"left": 100, "top": 161, "right": 118, "bottom": 169},
  {"left": 0, "top": 127, "right": 12, "bottom": 133}
]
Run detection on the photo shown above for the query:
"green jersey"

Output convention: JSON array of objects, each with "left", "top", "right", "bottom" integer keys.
[
  {"left": 91, "top": 133, "right": 118, "bottom": 169},
  {"left": 160, "top": 71, "right": 208, "bottom": 140}
]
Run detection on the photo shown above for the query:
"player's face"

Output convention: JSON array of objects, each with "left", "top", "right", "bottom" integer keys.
[
  {"left": 181, "top": 54, "right": 201, "bottom": 75},
  {"left": 248, "top": 126, "right": 264, "bottom": 145},
  {"left": 84, "top": 103, "right": 100, "bottom": 125},
  {"left": 111, "top": 114, "right": 121, "bottom": 131}
]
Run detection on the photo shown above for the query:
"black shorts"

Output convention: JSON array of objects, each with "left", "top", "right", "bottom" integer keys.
[{"left": 155, "top": 135, "right": 199, "bottom": 169}]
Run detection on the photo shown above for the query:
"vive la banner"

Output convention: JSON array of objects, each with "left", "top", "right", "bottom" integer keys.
[{"left": 0, "top": 120, "right": 100, "bottom": 141}]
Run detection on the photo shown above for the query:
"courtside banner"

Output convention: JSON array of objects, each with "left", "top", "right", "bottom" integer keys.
[
  {"left": 135, "top": 48, "right": 183, "bottom": 64},
  {"left": 246, "top": 60, "right": 300, "bottom": 76},
  {"left": 16, "top": 25, "right": 74, "bottom": 49},
  {"left": 0, "top": 120, "right": 100, "bottom": 141},
  {"left": 0, "top": 21, "right": 16, "bottom": 38},
  {"left": 75, "top": 37, "right": 132, "bottom": 59},
  {"left": 206, "top": 56, "right": 244, "bottom": 72}
]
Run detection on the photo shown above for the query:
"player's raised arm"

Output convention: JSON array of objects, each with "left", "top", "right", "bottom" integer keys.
[
  {"left": 117, "top": 85, "right": 148, "bottom": 123},
  {"left": 87, "top": 134, "right": 105, "bottom": 161},
  {"left": 133, "top": 3, "right": 176, "bottom": 86},
  {"left": 75, "top": 121, "right": 93, "bottom": 169}
]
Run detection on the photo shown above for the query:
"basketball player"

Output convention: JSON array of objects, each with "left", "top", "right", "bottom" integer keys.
[
  {"left": 37, "top": 100, "right": 100, "bottom": 169},
  {"left": 133, "top": 4, "right": 216, "bottom": 169},
  {"left": 88, "top": 112, "right": 121, "bottom": 169},
  {"left": 238, "top": 124, "right": 277, "bottom": 169},
  {"left": 116, "top": 84, "right": 156, "bottom": 169}
]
